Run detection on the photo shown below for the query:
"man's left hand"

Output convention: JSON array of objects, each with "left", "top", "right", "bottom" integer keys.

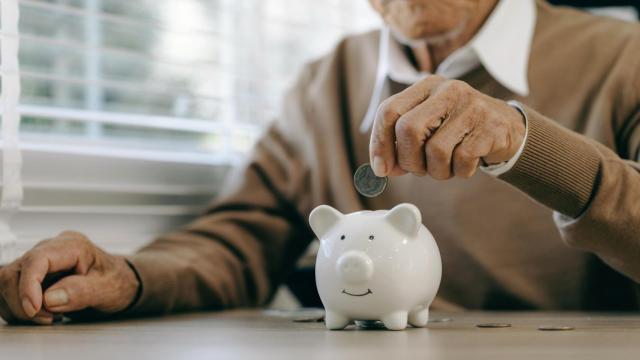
[{"left": 369, "top": 75, "right": 526, "bottom": 179}]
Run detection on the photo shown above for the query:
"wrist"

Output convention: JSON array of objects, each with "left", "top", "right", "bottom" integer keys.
[
  {"left": 505, "top": 100, "right": 527, "bottom": 160},
  {"left": 482, "top": 100, "right": 527, "bottom": 165},
  {"left": 114, "top": 257, "right": 142, "bottom": 313}
]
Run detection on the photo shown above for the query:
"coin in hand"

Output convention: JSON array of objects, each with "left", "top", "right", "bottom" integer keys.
[{"left": 354, "top": 163, "right": 388, "bottom": 198}]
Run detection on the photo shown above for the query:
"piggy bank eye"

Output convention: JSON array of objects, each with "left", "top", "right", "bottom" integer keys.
[
  {"left": 369, "top": 235, "right": 374, "bottom": 241},
  {"left": 340, "top": 235, "right": 346, "bottom": 240}
]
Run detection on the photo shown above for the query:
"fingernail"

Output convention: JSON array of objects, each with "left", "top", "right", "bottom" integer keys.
[
  {"left": 44, "top": 289, "right": 69, "bottom": 307},
  {"left": 373, "top": 156, "right": 386, "bottom": 176},
  {"left": 22, "top": 298, "right": 37, "bottom": 318},
  {"left": 32, "top": 314, "right": 53, "bottom": 325}
]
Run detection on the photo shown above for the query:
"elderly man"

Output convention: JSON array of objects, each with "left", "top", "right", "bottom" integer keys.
[{"left": 1, "top": 0, "right": 639, "bottom": 325}]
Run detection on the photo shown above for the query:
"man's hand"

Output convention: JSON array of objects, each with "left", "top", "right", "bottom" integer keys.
[
  {"left": 0, "top": 231, "right": 139, "bottom": 325},
  {"left": 370, "top": 75, "right": 526, "bottom": 179}
]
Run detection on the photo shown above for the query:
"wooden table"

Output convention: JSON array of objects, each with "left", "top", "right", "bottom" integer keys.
[{"left": 1, "top": 310, "right": 639, "bottom": 359}]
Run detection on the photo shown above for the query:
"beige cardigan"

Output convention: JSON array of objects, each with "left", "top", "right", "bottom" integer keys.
[{"left": 127, "top": 1, "right": 640, "bottom": 314}]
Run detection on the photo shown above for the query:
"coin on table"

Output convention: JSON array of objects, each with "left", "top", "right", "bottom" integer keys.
[
  {"left": 476, "top": 323, "right": 512, "bottom": 328},
  {"left": 264, "top": 308, "right": 325, "bottom": 322},
  {"left": 537, "top": 325, "right": 575, "bottom": 331},
  {"left": 429, "top": 317, "right": 452, "bottom": 323},
  {"left": 354, "top": 163, "right": 388, "bottom": 198},
  {"left": 292, "top": 315, "right": 325, "bottom": 323},
  {"left": 291, "top": 309, "right": 326, "bottom": 322},
  {"left": 355, "top": 320, "right": 386, "bottom": 329}
]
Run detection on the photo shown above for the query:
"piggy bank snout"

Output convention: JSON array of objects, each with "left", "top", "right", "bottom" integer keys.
[{"left": 336, "top": 251, "right": 373, "bottom": 284}]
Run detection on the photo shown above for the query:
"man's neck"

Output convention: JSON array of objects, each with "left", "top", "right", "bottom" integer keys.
[{"left": 411, "top": 0, "right": 498, "bottom": 73}]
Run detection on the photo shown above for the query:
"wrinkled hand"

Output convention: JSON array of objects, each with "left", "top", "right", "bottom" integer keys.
[
  {"left": 0, "top": 231, "right": 139, "bottom": 325},
  {"left": 369, "top": 75, "right": 526, "bottom": 179}
]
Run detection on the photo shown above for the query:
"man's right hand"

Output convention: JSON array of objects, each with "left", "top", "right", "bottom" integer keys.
[{"left": 0, "top": 231, "right": 140, "bottom": 325}]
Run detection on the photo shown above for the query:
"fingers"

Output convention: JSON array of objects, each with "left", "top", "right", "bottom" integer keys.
[
  {"left": 452, "top": 131, "right": 493, "bottom": 178},
  {"left": 43, "top": 275, "right": 94, "bottom": 313},
  {"left": 32, "top": 308, "right": 56, "bottom": 325},
  {"left": 369, "top": 75, "right": 523, "bottom": 181},
  {"left": 370, "top": 75, "right": 446, "bottom": 176},
  {"left": 0, "top": 231, "right": 119, "bottom": 325},
  {"left": 394, "top": 93, "right": 451, "bottom": 175},
  {"left": 391, "top": 97, "right": 493, "bottom": 180},
  {"left": 0, "top": 267, "right": 29, "bottom": 323},
  {"left": 425, "top": 122, "right": 467, "bottom": 180},
  {"left": 391, "top": 85, "right": 474, "bottom": 179},
  {"left": 17, "top": 232, "right": 95, "bottom": 319},
  {"left": 43, "top": 255, "right": 139, "bottom": 314},
  {"left": 18, "top": 253, "right": 52, "bottom": 318},
  {"left": 0, "top": 293, "right": 17, "bottom": 324}
]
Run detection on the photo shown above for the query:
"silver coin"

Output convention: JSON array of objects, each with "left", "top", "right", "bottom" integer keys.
[
  {"left": 354, "top": 163, "right": 388, "bottom": 198},
  {"left": 264, "top": 308, "right": 325, "bottom": 322},
  {"left": 289, "top": 309, "right": 325, "bottom": 322},
  {"left": 292, "top": 315, "right": 325, "bottom": 323},
  {"left": 476, "top": 322, "right": 512, "bottom": 328},
  {"left": 429, "top": 317, "right": 452, "bottom": 323},
  {"left": 537, "top": 325, "right": 575, "bottom": 331},
  {"left": 355, "top": 320, "right": 386, "bottom": 329}
]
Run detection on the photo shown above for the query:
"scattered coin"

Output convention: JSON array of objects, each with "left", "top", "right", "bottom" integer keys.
[
  {"left": 292, "top": 315, "right": 325, "bottom": 323},
  {"left": 537, "top": 325, "right": 575, "bottom": 331},
  {"left": 263, "top": 308, "right": 325, "bottom": 323},
  {"left": 354, "top": 163, "right": 388, "bottom": 198},
  {"left": 291, "top": 309, "right": 326, "bottom": 323},
  {"left": 429, "top": 317, "right": 452, "bottom": 323},
  {"left": 476, "top": 322, "right": 512, "bottom": 328},
  {"left": 355, "top": 320, "right": 386, "bottom": 329}
]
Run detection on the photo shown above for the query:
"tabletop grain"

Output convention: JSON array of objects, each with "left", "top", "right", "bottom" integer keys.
[{"left": 2, "top": 310, "right": 639, "bottom": 359}]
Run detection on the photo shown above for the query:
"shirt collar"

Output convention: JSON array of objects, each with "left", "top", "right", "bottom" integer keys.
[{"left": 361, "top": 0, "right": 536, "bottom": 133}]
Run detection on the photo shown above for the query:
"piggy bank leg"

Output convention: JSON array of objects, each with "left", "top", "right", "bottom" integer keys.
[
  {"left": 381, "top": 311, "right": 408, "bottom": 330},
  {"left": 325, "top": 311, "right": 350, "bottom": 330},
  {"left": 408, "top": 307, "right": 429, "bottom": 327}
]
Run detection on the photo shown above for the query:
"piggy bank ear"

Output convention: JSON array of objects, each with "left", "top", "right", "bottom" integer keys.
[
  {"left": 309, "top": 205, "right": 344, "bottom": 238},
  {"left": 384, "top": 203, "right": 422, "bottom": 238}
]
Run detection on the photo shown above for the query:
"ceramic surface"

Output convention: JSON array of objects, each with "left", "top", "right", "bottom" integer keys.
[{"left": 309, "top": 203, "right": 442, "bottom": 330}]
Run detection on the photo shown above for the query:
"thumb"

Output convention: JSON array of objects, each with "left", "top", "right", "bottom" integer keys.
[{"left": 43, "top": 274, "right": 98, "bottom": 313}]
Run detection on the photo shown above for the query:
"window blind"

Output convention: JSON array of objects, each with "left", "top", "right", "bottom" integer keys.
[
  {"left": 1, "top": 0, "right": 23, "bottom": 263},
  {"left": 0, "top": 0, "right": 380, "bottom": 259}
]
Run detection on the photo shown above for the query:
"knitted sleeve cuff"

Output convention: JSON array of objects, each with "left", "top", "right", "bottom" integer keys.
[{"left": 498, "top": 104, "right": 601, "bottom": 218}]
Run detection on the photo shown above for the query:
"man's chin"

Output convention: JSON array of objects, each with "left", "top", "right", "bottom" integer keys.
[{"left": 389, "top": 21, "right": 467, "bottom": 47}]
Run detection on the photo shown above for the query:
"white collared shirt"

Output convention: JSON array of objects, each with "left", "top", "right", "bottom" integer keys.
[{"left": 361, "top": 0, "right": 537, "bottom": 175}]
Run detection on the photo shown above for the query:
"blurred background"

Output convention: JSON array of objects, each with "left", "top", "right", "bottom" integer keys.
[
  {"left": 1, "top": 0, "right": 381, "bottom": 256},
  {"left": 1, "top": 0, "right": 638, "bottom": 308}
]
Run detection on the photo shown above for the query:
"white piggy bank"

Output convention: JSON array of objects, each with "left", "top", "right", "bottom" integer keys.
[{"left": 309, "top": 203, "right": 442, "bottom": 330}]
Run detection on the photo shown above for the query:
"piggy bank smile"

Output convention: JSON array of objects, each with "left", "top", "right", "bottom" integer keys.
[
  {"left": 309, "top": 203, "right": 442, "bottom": 331},
  {"left": 342, "top": 288, "right": 372, "bottom": 297}
]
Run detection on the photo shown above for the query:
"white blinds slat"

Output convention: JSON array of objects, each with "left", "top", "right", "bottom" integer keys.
[
  {"left": 12, "top": 211, "right": 195, "bottom": 254},
  {"left": 12, "top": 105, "right": 261, "bottom": 134},
  {"left": 13, "top": 141, "right": 241, "bottom": 165}
]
